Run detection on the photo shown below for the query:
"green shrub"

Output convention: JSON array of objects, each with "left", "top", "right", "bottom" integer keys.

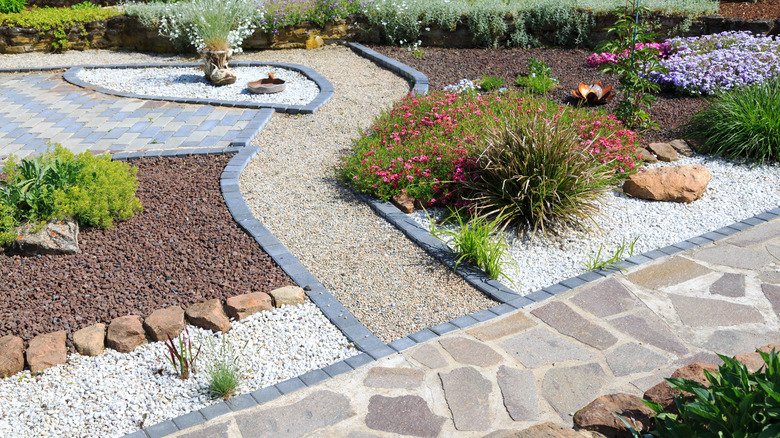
[
  {"left": 0, "top": 203, "right": 17, "bottom": 247},
  {"left": 462, "top": 112, "right": 615, "bottom": 236},
  {"left": 479, "top": 74, "right": 505, "bottom": 92},
  {"left": 646, "top": 349, "right": 780, "bottom": 437},
  {"left": 202, "top": 335, "right": 246, "bottom": 400},
  {"left": 0, "top": 4, "right": 119, "bottom": 29},
  {"left": 515, "top": 57, "right": 558, "bottom": 94},
  {"left": 0, "top": 0, "right": 26, "bottom": 15},
  {"left": 685, "top": 79, "right": 780, "bottom": 164}
]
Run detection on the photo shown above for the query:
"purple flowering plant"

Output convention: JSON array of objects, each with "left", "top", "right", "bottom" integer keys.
[{"left": 256, "top": 0, "right": 367, "bottom": 34}]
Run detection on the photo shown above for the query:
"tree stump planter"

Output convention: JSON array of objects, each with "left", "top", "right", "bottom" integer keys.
[{"left": 201, "top": 49, "right": 236, "bottom": 86}]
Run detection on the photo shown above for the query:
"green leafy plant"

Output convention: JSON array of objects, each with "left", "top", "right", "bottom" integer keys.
[
  {"left": 581, "top": 236, "right": 639, "bottom": 271},
  {"left": 429, "top": 208, "right": 514, "bottom": 284},
  {"left": 164, "top": 329, "right": 201, "bottom": 380},
  {"left": 51, "top": 27, "right": 68, "bottom": 52},
  {"left": 0, "top": 0, "right": 26, "bottom": 14},
  {"left": 202, "top": 335, "right": 247, "bottom": 400},
  {"left": 0, "top": 5, "right": 119, "bottom": 29},
  {"left": 685, "top": 79, "right": 780, "bottom": 164},
  {"left": 514, "top": 57, "right": 558, "bottom": 94},
  {"left": 594, "top": 2, "right": 667, "bottom": 130},
  {"left": 646, "top": 349, "right": 780, "bottom": 437},
  {"left": 479, "top": 74, "right": 505, "bottom": 92}
]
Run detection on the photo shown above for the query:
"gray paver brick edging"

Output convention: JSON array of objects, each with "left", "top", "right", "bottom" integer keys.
[
  {"left": 348, "top": 42, "right": 429, "bottom": 95},
  {"left": 59, "top": 62, "right": 334, "bottom": 114}
]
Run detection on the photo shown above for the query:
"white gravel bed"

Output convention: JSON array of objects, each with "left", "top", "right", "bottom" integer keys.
[
  {"left": 76, "top": 66, "right": 319, "bottom": 105},
  {"left": 0, "top": 50, "right": 194, "bottom": 69},
  {"left": 0, "top": 303, "right": 357, "bottom": 438},
  {"left": 412, "top": 156, "right": 780, "bottom": 294}
]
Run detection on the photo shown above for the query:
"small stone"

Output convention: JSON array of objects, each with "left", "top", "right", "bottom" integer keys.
[
  {"left": 439, "top": 336, "right": 503, "bottom": 367},
  {"left": 622, "top": 165, "right": 710, "bottom": 203},
  {"left": 143, "top": 306, "right": 185, "bottom": 342},
  {"left": 573, "top": 393, "right": 655, "bottom": 437},
  {"left": 73, "top": 323, "right": 106, "bottom": 357},
  {"left": 669, "top": 139, "right": 694, "bottom": 157},
  {"left": 225, "top": 292, "right": 273, "bottom": 320},
  {"left": 106, "top": 315, "right": 146, "bottom": 353},
  {"left": 11, "top": 217, "right": 79, "bottom": 255},
  {"left": 440, "top": 367, "right": 492, "bottom": 431},
  {"left": 0, "top": 335, "right": 25, "bottom": 377},
  {"left": 636, "top": 148, "right": 658, "bottom": 163},
  {"left": 269, "top": 286, "right": 305, "bottom": 307},
  {"left": 363, "top": 367, "right": 424, "bottom": 389},
  {"left": 390, "top": 192, "right": 417, "bottom": 213},
  {"left": 646, "top": 142, "right": 678, "bottom": 162},
  {"left": 365, "top": 395, "right": 445, "bottom": 437},
  {"left": 26, "top": 330, "right": 67, "bottom": 374},
  {"left": 186, "top": 299, "right": 231, "bottom": 332},
  {"left": 643, "top": 363, "right": 719, "bottom": 412}
]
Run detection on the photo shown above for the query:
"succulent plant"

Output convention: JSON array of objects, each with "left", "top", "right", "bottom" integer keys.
[{"left": 572, "top": 81, "right": 614, "bottom": 103}]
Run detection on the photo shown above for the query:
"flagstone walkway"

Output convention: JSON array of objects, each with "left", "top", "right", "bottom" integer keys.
[{"left": 159, "top": 216, "right": 780, "bottom": 438}]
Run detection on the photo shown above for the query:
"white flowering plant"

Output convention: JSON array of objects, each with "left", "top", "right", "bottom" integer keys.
[{"left": 156, "top": 0, "right": 260, "bottom": 53}]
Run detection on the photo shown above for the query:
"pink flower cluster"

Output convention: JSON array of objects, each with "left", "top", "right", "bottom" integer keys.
[
  {"left": 575, "top": 114, "right": 639, "bottom": 175},
  {"left": 586, "top": 42, "right": 671, "bottom": 68}
]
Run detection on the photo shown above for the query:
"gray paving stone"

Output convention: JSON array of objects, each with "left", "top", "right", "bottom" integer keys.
[
  {"left": 704, "top": 329, "right": 780, "bottom": 356},
  {"left": 570, "top": 278, "right": 640, "bottom": 317},
  {"left": 145, "top": 420, "right": 177, "bottom": 438},
  {"left": 726, "top": 219, "right": 780, "bottom": 247},
  {"left": 541, "top": 362, "right": 608, "bottom": 420},
  {"left": 171, "top": 411, "right": 205, "bottom": 430},
  {"left": 762, "top": 283, "right": 780, "bottom": 314},
  {"left": 531, "top": 301, "right": 618, "bottom": 350},
  {"left": 670, "top": 294, "right": 764, "bottom": 327},
  {"left": 499, "top": 327, "right": 593, "bottom": 369},
  {"left": 410, "top": 344, "right": 448, "bottom": 369},
  {"left": 767, "top": 243, "right": 780, "bottom": 261},
  {"left": 234, "top": 390, "right": 354, "bottom": 438},
  {"left": 439, "top": 336, "right": 504, "bottom": 367},
  {"left": 625, "top": 258, "right": 713, "bottom": 290},
  {"left": 605, "top": 343, "right": 670, "bottom": 377},
  {"left": 365, "top": 395, "right": 446, "bottom": 438},
  {"left": 710, "top": 273, "right": 746, "bottom": 297},
  {"left": 363, "top": 366, "right": 424, "bottom": 389},
  {"left": 608, "top": 309, "right": 689, "bottom": 355},
  {"left": 467, "top": 312, "right": 536, "bottom": 341},
  {"left": 440, "top": 367, "right": 492, "bottom": 431},
  {"left": 496, "top": 365, "right": 538, "bottom": 421},
  {"left": 693, "top": 245, "right": 774, "bottom": 270}
]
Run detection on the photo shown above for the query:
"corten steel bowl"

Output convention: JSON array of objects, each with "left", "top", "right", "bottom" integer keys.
[{"left": 248, "top": 73, "right": 286, "bottom": 94}]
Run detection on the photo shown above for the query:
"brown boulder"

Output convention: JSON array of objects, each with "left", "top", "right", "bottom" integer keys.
[
  {"left": 26, "top": 331, "right": 67, "bottom": 374},
  {"left": 623, "top": 165, "right": 711, "bottom": 203},
  {"left": 574, "top": 393, "right": 655, "bottom": 437},
  {"left": 644, "top": 362, "right": 719, "bottom": 412},
  {"left": 735, "top": 344, "right": 780, "bottom": 373},
  {"left": 646, "top": 142, "right": 678, "bottom": 162},
  {"left": 0, "top": 335, "right": 25, "bottom": 377},
  {"left": 186, "top": 299, "right": 231, "bottom": 332},
  {"left": 143, "top": 306, "right": 185, "bottom": 342},
  {"left": 106, "top": 315, "right": 147, "bottom": 353},
  {"left": 669, "top": 139, "right": 694, "bottom": 157},
  {"left": 225, "top": 292, "right": 273, "bottom": 320},
  {"left": 269, "top": 286, "right": 306, "bottom": 307},
  {"left": 391, "top": 192, "right": 416, "bottom": 213},
  {"left": 637, "top": 148, "right": 658, "bottom": 164},
  {"left": 73, "top": 323, "right": 106, "bottom": 357}
]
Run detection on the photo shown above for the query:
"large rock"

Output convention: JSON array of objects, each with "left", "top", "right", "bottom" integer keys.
[
  {"left": 636, "top": 148, "right": 658, "bottom": 164},
  {"left": 106, "top": 315, "right": 146, "bottom": 353},
  {"left": 646, "top": 142, "right": 678, "bottom": 162},
  {"left": 644, "top": 362, "right": 719, "bottom": 412},
  {"left": 73, "top": 323, "right": 105, "bottom": 356},
  {"left": 269, "top": 286, "right": 306, "bottom": 307},
  {"left": 734, "top": 343, "right": 780, "bottom": 373},
  {"left": 225, "top": 292, "right": 273, "bottom": 320},
  {"left": 26, "top": 331, "right": 67, "bottom": 374},
  {"left": 622, "top": 165, "right": 711, "bottom": 203},
  {"left": 186, "top": 299, "right": 231, "bottom": 332},
  {"left": 11, "top": 218, "right": 79, "bottom": 255},
  {"left": 391, "top": 192, "right": 416, "bottom": 214},
  {"left": 0, "top": 335, "right": 25, "bottom": 377},
  {"left": 143, "top": 306, "right": 185, "bottom": 342},
  {"left": 669, "top": 139, "right": 694, "bottom": 157},
  {"left": 573, "top": 393, "right": 655, "bottom": 437}
]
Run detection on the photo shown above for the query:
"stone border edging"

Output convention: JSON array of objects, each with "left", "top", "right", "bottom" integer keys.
[
  {"left": 347, "top": 42, "right": 429, "bottom": 95},
  {"left": 58, "top": 61, "right": 334, "bottom": 114}
]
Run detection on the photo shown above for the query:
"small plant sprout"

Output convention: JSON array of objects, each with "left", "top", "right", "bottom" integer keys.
[
  {"left": 478, "top": 75, "right": 506, "bottom": 92},
  {"left": 581, "top": 236, "right": 640, "bottom": 271},
  {"left": 164, "top": 328, "right": 201, "bottom": 380},
  {"left": 202, "top": 334, "right": 247, "bottom": 400},
  {"left": 515, "top": 57, "right": 558, "bottom": 94}
]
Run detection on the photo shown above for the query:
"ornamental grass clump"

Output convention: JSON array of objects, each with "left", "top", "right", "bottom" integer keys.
[
  {"left": 685, "top": 79, "right": 780, "bottom": 164},
  {"left": 156, "top": 0, "right": 257, "bottom": 52}
]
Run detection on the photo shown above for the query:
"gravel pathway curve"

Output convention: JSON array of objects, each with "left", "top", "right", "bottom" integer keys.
[{"left": 236, "top": 46, "right": 496, "bottom": 342}]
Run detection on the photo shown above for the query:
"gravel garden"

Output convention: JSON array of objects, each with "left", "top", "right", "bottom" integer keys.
[{"left": 0, "top": 0, "right": 779, "bottom": 436}]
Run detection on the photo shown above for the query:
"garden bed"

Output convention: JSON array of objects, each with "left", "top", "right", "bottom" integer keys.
[{"left": 0, "top": 154, "right": 292, "bottom": 346}]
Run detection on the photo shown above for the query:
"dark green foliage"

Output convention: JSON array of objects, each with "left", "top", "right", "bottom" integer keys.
[
  {"left": 515, "top": 57, "right": 558, "bottom": 94},
  {"left": 646, "top": 349, "right": 780, "bottom": 437},
  {"left": 479, "top": 74, "right": 505, "bottom": 92},
  {"left": 685, "top": 80, "right": 780, "bottom": 164},
  {"left": 0, "top": 0, "right": 26, "bottom": 14},
  {"left": 463, "top": 113, "right": 614, "bottom": 236}
]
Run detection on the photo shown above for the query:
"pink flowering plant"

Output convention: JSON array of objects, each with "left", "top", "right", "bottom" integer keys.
[{"left": 587, "top": 41, "right": 671, "bottom": 68}]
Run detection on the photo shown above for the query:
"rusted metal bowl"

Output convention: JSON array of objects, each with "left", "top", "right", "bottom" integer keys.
[{"left": 248, "top": 77, "right": 286, "bottom": 94}]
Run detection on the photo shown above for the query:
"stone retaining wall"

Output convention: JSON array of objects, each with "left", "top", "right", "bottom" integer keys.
[{"left": 1, "top": 12, "right": 779, "bottom": 54}]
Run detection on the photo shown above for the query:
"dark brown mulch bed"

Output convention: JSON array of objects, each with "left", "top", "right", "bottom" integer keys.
[
  {"left": 0, "top": 154, "right": 292, "bottom": 346},
  {"left": 370, "top": 46, "right": 706, "bottom": 144},
  {"left": 719, "top": 0, "right": 780, "bottom": 20}
]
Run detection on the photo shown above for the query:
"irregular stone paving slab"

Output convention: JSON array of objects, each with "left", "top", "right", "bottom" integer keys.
[
  {"left": 759, "top": 272, "right": 780, "bottom": 285},
  {"left": 631, "top": 373, "right": 669, "bottom": 393},
  {"left": 468, "top": 312, "right": 536, "bottom": 341},
  {"left": 531, "top": 301, "right": 618, "bottom": 350},
  {"left": 709, "top": 273, "right": 746, "bottom": 298},
  {"left": 178, "top": 421, "right": 231, "bottom": 438},
  {"left": 625, "top": 258, "right": 712, "bottom": 290},
  {"left": 511, "top": 422, "right": 586, "bottom": 437},
  {"left": 605, "top": 343, "right": 670, "bottom": 377},
  {"left": 693, "top": 246, "right": 774, "bottom": 270},
  {"left": 705, "top": 329, "right": 780, "bottom": 356},
  {"left": 726, "top": 220, "right": 780, "bottom": 247},
  {"left": 365, "top": 395, "right": 446, "bottom": 438},
  {"left": 410, "top": 344, "right": 449, "bottom": 369},
  {"left": 439, "top": 336, "right": 504, "bottom": 367},
  {"left": 499, "top": 327, "right": 593, "bottom": 369},
  {"left": 767, "top": 243, "right": 780, "bottom": 262},
  {"left": 609, "top": 309, "right": 689, "bottom": 355},
  {"left": 496, "top": 365, "right": 539, "bottom": 421},
  {"left": 678, "top": 351, "right": 724, "bottom": 367},
  {"left": 363, "top": 367, "right": 424, "bottom": 389},
  {"left": 234, "top": 390, "right": 354, "bottom": 438},
  {"left": 762, "top": 283, "right": 780, "bottom": 314},
  {"left": 542, "top": 363, "right": 608, "bottom": 421},
  {"left": 670, "top": 294, "right": 764, "bottom": 327},
  {"left": 440, "top": 367, "right": 493, "bottom": 431},
  {"left": 569, "top": 278, "right": 641, "bottom": 318}
]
